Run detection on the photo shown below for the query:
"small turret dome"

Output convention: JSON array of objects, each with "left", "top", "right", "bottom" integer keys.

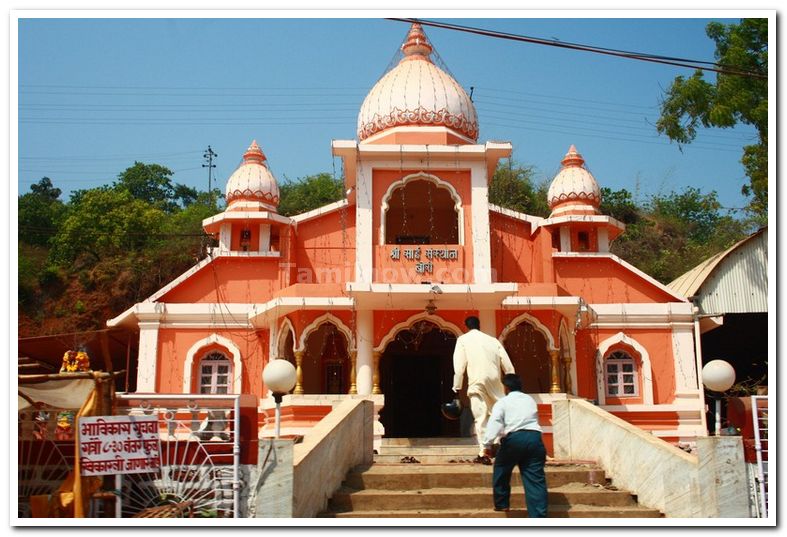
[
  {"left": 225, "top": 140, "right": 280, "bottom": 211},
  {"left": 357, "top": 23, "right": 478, "bottom": 143},
  {"left": 547, "top": 145, "right": 601, "bottom": 216}
]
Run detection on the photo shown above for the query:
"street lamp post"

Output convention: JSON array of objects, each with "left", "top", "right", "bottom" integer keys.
[
  {"left": 262, "top": 359, "right": 297, "bottom": 439},
  {"left": 701, "top": 359, "right": 736, "bottom": 436}
]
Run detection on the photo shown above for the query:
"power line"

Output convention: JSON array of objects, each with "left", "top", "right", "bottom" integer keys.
[{"left": 388, "top": 18, "right": 767, "bottom": 79}]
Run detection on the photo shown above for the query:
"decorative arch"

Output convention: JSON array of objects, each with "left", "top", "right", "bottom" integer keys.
[
  {"left": 297, "top": 312, "right": 354, "bottom": 352},
  {"left": 183, "top": 334, "right": 243, "bottom": 394},
  {"left": 374, "top": 312, "right": 463, "bottom": 352},
  {"left": 276, "top": 317, "right": 296, "bottom": 358},
  {"left": 379, "top": 172, "right": 464, "bottom": 245},
  {"left": 498, "top": 312, "right": 557, "bottom": 351},
  {"left": 596, "top": 332, "right": 654, "bottom": 405}
]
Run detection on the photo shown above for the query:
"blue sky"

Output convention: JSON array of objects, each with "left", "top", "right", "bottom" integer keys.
[{"left": 17, "top": 16, "right": 760, "bottom": 212}]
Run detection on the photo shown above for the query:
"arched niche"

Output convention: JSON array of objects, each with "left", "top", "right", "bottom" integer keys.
[{"left": 380, "top": 173, "right": 463, "bottom": 246}]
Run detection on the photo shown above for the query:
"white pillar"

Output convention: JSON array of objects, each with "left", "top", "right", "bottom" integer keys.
[
  {"left": 470, "top": 162, "right": 491, "bottom": 284},
  {"left": 268, "top": 320, "right": 278, "bottom": 360},
  {"left": 598, "top": 227, "right": 609, "bottom": 253},
  {"left": 356, "top": 309, "right": 374, "bottom": 394},
  {"left": 219, "top": 223, "right": 232, "bottom": 253},
  {"left": 560, "top": 227, "right": 571, "bottom": 252},
  {"left": 259, "top": 224, "right": 271, "bottom": 252},
  {"left": 478, "top": 309, "right": 496, "bottom": 337},
  {"left": 355, "top": 162, "right": 373, "bottom": 283},
  {"left": 136, "top": 321, "right": 160, "bottom": 392},
  {"left": 672, "top": 324, "right": 702, "bottom": 404}
]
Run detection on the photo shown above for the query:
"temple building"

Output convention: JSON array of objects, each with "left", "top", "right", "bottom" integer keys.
[{"left": 107, "top": 23, "right": 707, "bottom": 452}]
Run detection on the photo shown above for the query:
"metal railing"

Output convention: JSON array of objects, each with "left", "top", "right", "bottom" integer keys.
[
  {"left": 750, "top": 395, "right": 768, "bottom": 518},
  {"left": 115, "top": 394, "right": 241, "bottom": 518}
]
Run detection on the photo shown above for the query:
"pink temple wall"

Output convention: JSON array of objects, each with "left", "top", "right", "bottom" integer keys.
[
  {"left": 293, "top": 207, "right": 356, "bottom": 285},
  {"left": 159, "top": 258, "right": 283, "bottom": 304},
  {"left": 554, "top": 257, "right": 680, "bottom": 304}
]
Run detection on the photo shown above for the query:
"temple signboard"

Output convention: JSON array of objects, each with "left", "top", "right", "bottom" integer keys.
[
  {"left": 389, "top": 246, "right": 459, "bottom": 274},
  {"left": 78, "top": 415, "right": 162, "bottom": 476}
]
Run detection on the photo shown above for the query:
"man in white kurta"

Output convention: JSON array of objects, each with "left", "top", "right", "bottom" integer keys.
[{"left": 452, "top": 316, "right": 515, "bottom": 459}]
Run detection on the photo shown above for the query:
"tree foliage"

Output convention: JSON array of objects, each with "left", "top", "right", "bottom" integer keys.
[
  {"left": 490, "top": 161, "right": 550, "bottom": 217},
  {"left": 608, "top": 188, "right": 750, "bottom": 283},
  {"left": 18, "top": 177, "right": 66, "bottom": 247},
  {"left": 277, "top": 173, "right": 345, "bottom": 216},
  {"left": 657, "top": 18, "right": 768, "bottom": 219}
]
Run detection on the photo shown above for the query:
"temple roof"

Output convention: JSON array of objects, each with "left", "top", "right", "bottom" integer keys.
[{"left": 357, "top": 23, "right": 478, "bottom": 143}]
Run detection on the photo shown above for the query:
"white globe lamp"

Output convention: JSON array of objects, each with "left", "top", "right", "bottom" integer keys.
[
  {"left": 702, "top": 359, "right": 736, "bottom": 436},
  {"left": 263, "top": 359, "right": 297, "bottom": 438}
]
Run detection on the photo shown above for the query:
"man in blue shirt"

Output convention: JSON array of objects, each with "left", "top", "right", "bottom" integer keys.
[{"left": 482, "top": 373, "right": 548, "bottom": 517}]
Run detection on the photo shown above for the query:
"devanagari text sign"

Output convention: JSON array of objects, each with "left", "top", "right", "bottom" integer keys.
[{"left": 78, "top": 415, "right": 162, "bottom": 476}]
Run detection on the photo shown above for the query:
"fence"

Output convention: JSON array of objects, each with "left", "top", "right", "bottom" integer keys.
[
  {"left": 750, "top": 395, "right": 768, "bottom": 518},
  {"left": 114, "top": 394, "right": 242, "bottom": 518}
]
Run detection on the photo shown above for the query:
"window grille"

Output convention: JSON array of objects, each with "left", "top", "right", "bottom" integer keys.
[
  {"left": 605, "top": 350, "right": 638, "bottom": 397},
  {"left": 200, "top": 352, "right": 232, "bottom": 394}
]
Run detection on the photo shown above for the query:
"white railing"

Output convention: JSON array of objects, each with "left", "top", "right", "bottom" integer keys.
[
  {"left": 115, "top": 394, "right": 241, "bottom": 518},
  {"left": 750, "top": 395, "right": 768, "bottom": 518}
]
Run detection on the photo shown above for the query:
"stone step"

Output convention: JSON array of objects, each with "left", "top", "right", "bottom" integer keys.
[
  {"left": 381, "top": 437, "right": 478, "bottom": 447},
  {"left": 319, "top": 505, "right": 663, "bottom": 518},
  {"left": 328, "top": 484, "right": 637, "bottom": 512},
  {"left": 377, "top": 446, "right": 480, "bottom": 456},
  {"left": 345, "top": 463, "right": 607, "bottom": 490}
]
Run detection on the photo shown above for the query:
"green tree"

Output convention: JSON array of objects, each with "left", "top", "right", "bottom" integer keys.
[
  {"left": 114, "top": 162, "right": 202, "bottom": 212},
  {"left": 277, "top": 173, "right": 345, "bottom": 216},
  {"left": 489, "top": 161, "right": 550, "bottom": 217},
  {"left": 599, "top": 187, "right": 640, "bottom": 225},
  {"left": 608, "top": 187, "right": 750, "bottom": 283},
  {"left": 657, "top": 19, "right": 768, "bottom": 219},
  {"left": 50, "top": 186, "right": 167, "bottom": 265},
  {"left": 18, "top": 177, "right": 66, "bottom": 246}
]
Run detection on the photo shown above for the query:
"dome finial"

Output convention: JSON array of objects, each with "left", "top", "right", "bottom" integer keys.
[
  {"left": 401, "top": 22, "right": 433, "bottom": 60},
  {"left": 243, "top": 139, "right": 266, "bottom": 165},
  {"left": 561, "top": 145, "right": 585, "bottom": 168}
]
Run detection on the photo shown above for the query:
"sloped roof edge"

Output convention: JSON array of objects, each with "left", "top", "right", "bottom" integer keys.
[{"left": 667, "top": 227, "right": 767, "bottom": 298}]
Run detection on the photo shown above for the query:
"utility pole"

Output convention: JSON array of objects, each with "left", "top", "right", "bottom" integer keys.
[{"left": 202, "top": 145, "right": 218, "bottom": 206}]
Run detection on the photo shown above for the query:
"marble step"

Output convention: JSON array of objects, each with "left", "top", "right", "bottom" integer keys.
[
  {"left": 328, "top": 484, "right": 638, "bottom": 512},
  {"left": 344, "top": 463, "right": 607, "bottom": 490},
  {"left": 319, "top": 504, "right": 663, "bottom": 518}
]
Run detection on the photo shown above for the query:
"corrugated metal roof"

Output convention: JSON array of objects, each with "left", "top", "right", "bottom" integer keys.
[{"left": 668, "top": 228, "right": 768, "bottom": 314}]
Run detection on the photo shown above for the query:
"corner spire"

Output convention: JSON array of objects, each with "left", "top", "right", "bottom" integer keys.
[
  {"left": 401, "top": 23, "right": 433, "bottom": 61},
  {"left": 243, "top": 140, "right": 267, "bottom": 165},
  {"left": 561, "top": 145, "right": 585, "bottom": 168}
]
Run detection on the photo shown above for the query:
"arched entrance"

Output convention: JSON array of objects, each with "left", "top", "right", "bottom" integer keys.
[
  {"left": 502, "top": 321, "right": 552, "bottom": 393},
  {"left": 379, "top": 320, "right": 459, "bottom": 438},
  {"left": 301, "top": 322, "right": 350, "bottom": 394}
]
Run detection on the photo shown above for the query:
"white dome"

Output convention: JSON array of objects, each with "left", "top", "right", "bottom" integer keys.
[
  {"left": 225, "top": 140, "right": 280, "bottom": 211},
  {"left": 357, "top": 23, "right": 478, "bottom": 142},
  {"left": 547, "top": 145, "right": 601, "bottom": 211}
]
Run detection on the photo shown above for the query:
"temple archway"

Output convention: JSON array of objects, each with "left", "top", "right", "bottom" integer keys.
[
  {"left": 501, "top": 319, "right": 552, "bottom": 393},
  {"left": 379, "top": 320, "right": 460, "bottom": 438},
  {"left": 301, "top": 322, "right": 350, "bottom": 394}
]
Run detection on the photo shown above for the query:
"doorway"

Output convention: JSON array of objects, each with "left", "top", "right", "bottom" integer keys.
[
  {"left": 379, "top": 321, "right": 459, "bottom": 438},
  {"left": 503, "top": 321, "right": 552, "bottom": 393}
]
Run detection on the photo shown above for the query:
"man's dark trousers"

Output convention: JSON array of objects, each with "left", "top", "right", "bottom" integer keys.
[{"left": 492, "top": 429, "right": 548, "bottom": 517}]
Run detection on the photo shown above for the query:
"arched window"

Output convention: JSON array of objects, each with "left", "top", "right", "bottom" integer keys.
[
  {"left": 199, "top": 352, "right": 233, "bottom": 394},
  {"left": 604, "top": 350, "right": 638, "bottom": 397},
  {"left": 384, "top": 177, "right": 460, "bottom": 245}
]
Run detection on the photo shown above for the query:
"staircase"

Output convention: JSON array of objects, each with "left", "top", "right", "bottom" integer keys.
[{"left": 319, "top": 437, "right": 663, "bottom": 518}]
